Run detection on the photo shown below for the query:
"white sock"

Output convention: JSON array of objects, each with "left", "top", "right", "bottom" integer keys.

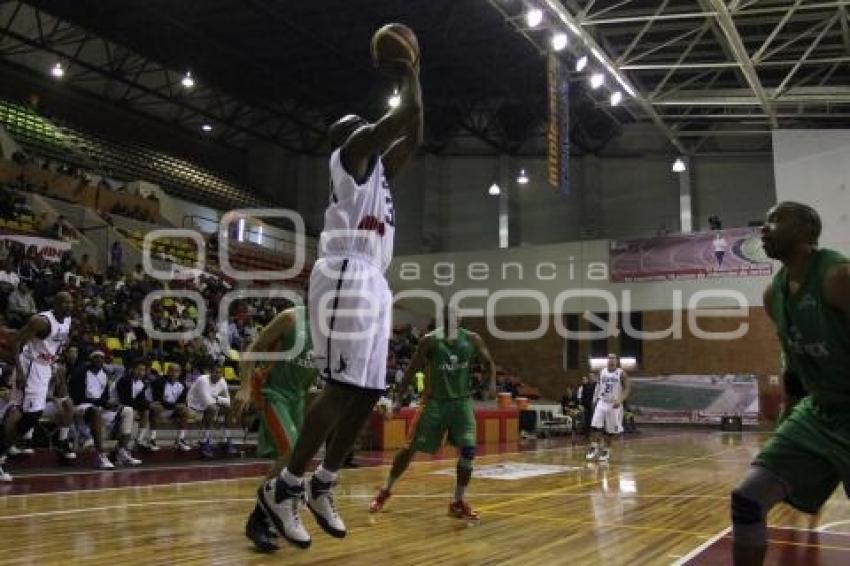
[
  {"left": 454, "top": 484, "right": 467, "bottom": 503},
  {"left": 314, "top": 464, "right": 337, "bottom": 484},
  {"left": 280, "top": 468, "right": 303, "bottom": 487},
  {"left": 150, "top": 430, "right": 157, "bottom": 441},
  {"left": 23, "top": 429, "right": 33, "bottom": 440},
  {"left": 58, "top": 427, "right": 69, "bottom": 441},
  {"left": 178, "top": 430, "right": 186, "bottom": 440},
  {"left": 138, "top": 428, "right": 149, "bottom": 442},
  {"left": 203, "top": 430, "right": 211, "bottom": 441}
]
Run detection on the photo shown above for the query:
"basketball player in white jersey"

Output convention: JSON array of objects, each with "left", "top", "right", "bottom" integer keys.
[
  {"left": 259, "top": 56, "right": 422, "bottom": 549},
  {"left": 586, "top": 354, "right": 631, "bottom": 463},
  {"left": 0, "top": 292, "right": 73, "bottom": 480}
]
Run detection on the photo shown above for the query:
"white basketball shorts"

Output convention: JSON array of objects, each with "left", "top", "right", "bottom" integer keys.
[
  {"left": 309, "top": 255, "right": 391, "bottom": 392},
  {"left": 591, "top": 400, "right": 624, "bottom": 435},
  {"left": 19, "top": 355, "right": 52, "bottom": 414}
]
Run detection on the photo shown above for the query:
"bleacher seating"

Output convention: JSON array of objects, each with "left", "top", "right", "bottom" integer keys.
[
  {"left": 0, "top": 99, "right": 271, "bottom": 211},
  {"left": 116, "top": 226, "right": 200, "bottom": 268}
]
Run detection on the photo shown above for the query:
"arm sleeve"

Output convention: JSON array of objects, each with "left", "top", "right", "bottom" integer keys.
[
  {"left": 216, "top": 380, "right": 231, "bottom": 407},
  {"left": 197, "top": 378, "right": 216, "bottom": 407}
]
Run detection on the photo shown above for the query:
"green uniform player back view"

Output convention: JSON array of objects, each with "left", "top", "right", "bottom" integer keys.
[
  {"left": 233, "top": 306, "right": 317, "bottom": 554},
  {"left": 369, "top": 320, "right": 496, "bottom": 520},
  {"left": 731, "top": 202, "right": 850, "bottom": 566}
]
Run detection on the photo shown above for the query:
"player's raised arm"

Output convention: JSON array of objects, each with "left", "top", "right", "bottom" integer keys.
[
  {"left": 340, "top": 62, "right": 422, "bottom": 181},
  {"left": 394, "top": 334, "right": 432, "bottom": 407}
]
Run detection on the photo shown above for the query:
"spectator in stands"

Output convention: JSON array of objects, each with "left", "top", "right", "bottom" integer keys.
[
  {"left": 70, "top": 351, "right": 140, "bottom": 468},
  {"left": 131, "top": 263, "right": 144, "bottom": 283},
  {"left": 78, "top": 254, "right": 95, "bottom": 278},
  {"left": 0, "top": 257, "right": 19, "bottom": 292},
  {"left": 577, "top": 373, "right": 598, "bottom": 436},
  {"left": 50, "top": 215, "right": 66, "bottom": 240},
  {"left": 150, "top": 364, "right": 192, "bottom": 452},
  {"left": 187, "top": 361, "right": 235, "bottom": 458},
  {"left": 198, "top": 326, "right": 226, "bottom": 365},
  {"left": 116, "top": 361, "right": 160, "bottom": 452},
  {"left": 110, "top": 241, "right": 123, "bottom": 271},
  {"left": 6, "top": 281, "right": 37, "bottom": 328}
]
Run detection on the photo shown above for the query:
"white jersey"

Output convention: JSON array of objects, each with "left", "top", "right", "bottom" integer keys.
[
  {"left": 597, "top": 368, "right": 624, "bottom": 403},
  {"left": 21, "top": 310, "right": 70, "bottom": 366},
  {"left": 320, "top": 148, "right": 395, "bottom": 272}
]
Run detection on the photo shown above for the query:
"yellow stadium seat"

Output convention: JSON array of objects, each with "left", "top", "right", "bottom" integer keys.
[
  {"left": 150, "top": 360, "right": 164, "bottom": 374},
  {"left": 227, "top": 349, "right": 240, "bottom": 362},
  {"left": 164, "top": 362, "right": 179, "bottom": 374},
  {"left": 111, "top": 357, "right": 123, "bottom": 366},
  {"left": 106, "top": 337, "right": 123, "bottom": 351},
  {"left": 223, "top": 366, "right": 237, "bottom": 382}
]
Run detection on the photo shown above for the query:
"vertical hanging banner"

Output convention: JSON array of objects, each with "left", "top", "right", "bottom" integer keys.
[{"left": 547, "top": 53, "right": 570, "bottom": 197}]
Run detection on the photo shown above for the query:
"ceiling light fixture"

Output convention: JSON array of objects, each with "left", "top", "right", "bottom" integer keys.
[
  {"left": 50, "top": 62, "right": 64, "bottom": 79},
  {"left": 575, "top": 55, "right": 588, "bottom": 72},
  {"left": 517, "top": 169, "right": 529, "bottom": 185},
  {"left": 610, "top": 91, "right": 623, "bottom": 106},
  {"left": 526, "top": 8, "right": 543, "bottom": 28},
  {"left": 590, "top": 72, "right": 605, "bottom": 89},
  {"left": 181, "top": 71, "right": 195, "bottom": 89},
  {"left": 672, "top": 158, "right": 687, "bottom": 173},
  {"left": 551, "top": 33, "right": 568, "bottom": 52},
  {"left": 388, "top": 89, "right": 401, "bottom": 108},
  {"left": 488, "top": 183, "right": 501, "bottom": 196},
  {"left": 201, "top": 124, "right": 213, "bottom": 132}
]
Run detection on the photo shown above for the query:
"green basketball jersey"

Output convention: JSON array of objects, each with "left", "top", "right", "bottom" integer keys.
[
  {"left": 264, "top": 306, "right": 316, "bottom": 400},
  {"left": 771, "top": 249, "right": 850, "bottom": 408},
  {"left": 426, "top": 327, "right": 475, "bottom": 400}
]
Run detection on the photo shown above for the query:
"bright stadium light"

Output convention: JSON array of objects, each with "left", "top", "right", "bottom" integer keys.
[
  {"left": 488, "top": 183, "right": 501, "bottom": 196},
  {"left": 50, "top": 62, "right": 65, "bottom": 79},
  {"left": 590, "top": 73, "right": 605, "bottom": 89},
  {"left": 388, "top": 89, "right": 401, "bottom": 108},
  {"left": 201, "top": 124, "right": 213, "bottom": 132},
  {"left": 575, "top": 55, "right": 588, "bottom": 72},
  {"left": 551, "top": 33, "right": 568, "bottom": 52},
  {"left": 517, "top": 169, "right": 529, "bottom": 185},
  {"left": 610, "top": 91, "right": 623, "bottom": 106},
  {"left": 526, "top": 8, "right": 543, "bottom": 28},
  {"left": 672, "top": 157, "right": 687, "bottom": 173},
  {"left": 181, "top": 71, "right": 195, "bottom": 89}
]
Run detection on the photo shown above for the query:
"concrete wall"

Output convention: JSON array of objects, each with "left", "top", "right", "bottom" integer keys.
[
  {"left": 293, "top": 152, "right": 775, "bottom": 255},
  {"left": 773, "top": 129, "right": 850, "bottom": 253}
]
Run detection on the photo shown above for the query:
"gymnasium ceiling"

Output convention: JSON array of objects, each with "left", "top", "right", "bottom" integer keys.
[{"left": 0, "top": 0, "right": 848, "bottom": 158}]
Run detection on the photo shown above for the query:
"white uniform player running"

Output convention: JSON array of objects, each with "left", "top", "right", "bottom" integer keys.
[
  {"left": 0, "top": 292, "right": 74, "bottom": 481},
  {"left": 587, "top": 354, "right": 631, "bottom": 463},
  {"left": 260, "top": 53, "right": 423, "bottom": 552}
]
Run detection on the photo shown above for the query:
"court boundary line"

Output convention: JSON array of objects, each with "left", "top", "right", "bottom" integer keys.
[
  {"left": 672, "top": 527, "right": 730, "bottom": 566},
  {"left": 0, "top": 431, "right": 703, "bottom": 499}
]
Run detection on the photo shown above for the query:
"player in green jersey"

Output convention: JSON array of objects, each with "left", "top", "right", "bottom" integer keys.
[
  {"left": 369, "top": 310, "right": 496, "bottom": 520},
  {"left": 234, "top": 305, "right": 316, "bottom": 553},
  {"left": 732, "top": 202, "right": 850, "bottom": 565}
]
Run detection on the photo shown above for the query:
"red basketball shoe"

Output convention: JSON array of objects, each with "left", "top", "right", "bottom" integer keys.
[{"left": 448, "top": 500, "right": 480, "bottom": 521}]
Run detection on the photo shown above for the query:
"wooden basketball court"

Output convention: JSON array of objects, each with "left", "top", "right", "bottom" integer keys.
[{"left": 1, "top": 429, "right": 847, "bottom": 565}]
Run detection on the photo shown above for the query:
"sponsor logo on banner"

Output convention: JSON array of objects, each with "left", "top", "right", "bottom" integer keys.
[{"left": 0, "top": 234, "right": 71, "bottom": 262}]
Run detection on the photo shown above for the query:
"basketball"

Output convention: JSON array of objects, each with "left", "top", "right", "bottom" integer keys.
[{"left": 371, "top": 23, "right": 419, "bottom": 70}]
